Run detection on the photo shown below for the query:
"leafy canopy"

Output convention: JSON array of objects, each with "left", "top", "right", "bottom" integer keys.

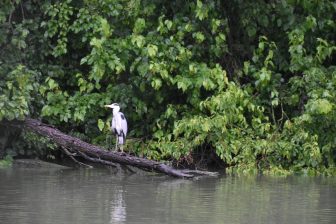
[{"left": 0, "top": 0, "right": 335, "bottom": 175}]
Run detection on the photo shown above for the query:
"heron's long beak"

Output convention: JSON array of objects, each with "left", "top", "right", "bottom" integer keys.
[{"left": 104, "top": 105, "right": 113, "bottom": 108}]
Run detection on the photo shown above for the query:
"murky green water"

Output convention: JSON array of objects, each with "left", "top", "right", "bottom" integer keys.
[{"left": 0, "top": 167, "right": 336, "bottom": 224}]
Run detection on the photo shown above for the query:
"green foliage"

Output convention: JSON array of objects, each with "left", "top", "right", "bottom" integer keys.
[
  {"left": 0, "top": 65, "right": 38, "bottom": 121},
  {"left": 0, "top": 155, "right": 13, "bottom": 168},
  {"left": 0, "top": 0, "right": 335, "bottom": 175},
  {"left": 21, "top": 131, "right": 58, "bottom": 159}
]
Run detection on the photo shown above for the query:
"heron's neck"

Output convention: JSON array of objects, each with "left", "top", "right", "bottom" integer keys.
[{"left": 112, "top": 109, "right": 119, "bottom": 115}]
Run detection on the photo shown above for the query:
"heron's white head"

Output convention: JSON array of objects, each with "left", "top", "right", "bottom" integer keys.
[{"left": 104, "top": 103, "right": 120, "bottom": 113}]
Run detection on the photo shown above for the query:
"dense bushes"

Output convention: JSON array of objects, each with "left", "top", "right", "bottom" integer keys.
[{"left": 0, "top": 0, "right": 335, "bottom": 175}]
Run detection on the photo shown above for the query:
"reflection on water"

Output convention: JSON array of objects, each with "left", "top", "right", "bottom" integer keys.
[
  {"left": 110, "top": 188, "right": 126, "bottom": 223},
  {"left": 0, "top": 167, "right": 336, "bottom": 224}
]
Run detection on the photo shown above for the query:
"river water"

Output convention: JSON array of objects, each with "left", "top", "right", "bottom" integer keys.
[{"left": 0, "top": 167, "right": 336, "bottom": 224}]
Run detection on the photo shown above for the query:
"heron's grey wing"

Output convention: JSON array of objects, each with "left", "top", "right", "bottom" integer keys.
[
  {"left": 119, "top": 112, "right": 127, "bottom": 137},
  {"left": 111, "top": 116, "right": 117, "bottom": 134}
]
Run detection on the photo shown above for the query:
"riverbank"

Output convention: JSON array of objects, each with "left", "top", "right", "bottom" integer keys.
[{"left": 12, "top": 159, "right": 71, "bottom": 169}]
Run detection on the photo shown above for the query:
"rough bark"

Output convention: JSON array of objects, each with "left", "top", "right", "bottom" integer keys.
[{"left": 7, "top": 118, "right": 218, "bottom": 178}]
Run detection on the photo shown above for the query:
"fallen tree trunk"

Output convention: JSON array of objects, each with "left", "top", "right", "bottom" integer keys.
[{"left": 6, "top": 118, "right": 218, "bottom": 178}]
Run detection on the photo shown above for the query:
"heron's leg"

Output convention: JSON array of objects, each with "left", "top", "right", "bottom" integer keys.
[
  {"left": 120, "top": 145, "right": 123, "bottom": 152},
  {"left": 115, "top": 135, "right": 118, "bottom": 151},
  {"left": 105, "top": 135, "right": 109, "bottom": 151},
  {"left": 107, "top": 134, "right": 112, "bottom": 151}
]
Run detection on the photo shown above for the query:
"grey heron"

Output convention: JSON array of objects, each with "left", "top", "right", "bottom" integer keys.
[{"left": 105, "top": 103, "right": 127, "bottom": 152}]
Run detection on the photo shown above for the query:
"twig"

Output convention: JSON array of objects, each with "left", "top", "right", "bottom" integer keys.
[
  {"left": 61, "top": 146, "right": 76, "bottom": 156},
  {"left": 122, "top": 165, "right": 136, "bottom": 174},
  {"left": 61, "top": 146, "right": 93, "bottom": 168},
  {"left": 20, "top": 1, "right": 25, "bottom": 20},
  {"left": 77, "top": 151, "right": 118, "bottom": 168}
]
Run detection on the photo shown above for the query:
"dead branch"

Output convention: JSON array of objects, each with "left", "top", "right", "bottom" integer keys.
[
  {"left": 61, "top": 146, "right": 93, "bottom": 168},
  {"left": 4, "top": 118, "right": 219, "bottom": 178},
  {"left": 77, "top": 151, "right": 117, "bottom": 168}
]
